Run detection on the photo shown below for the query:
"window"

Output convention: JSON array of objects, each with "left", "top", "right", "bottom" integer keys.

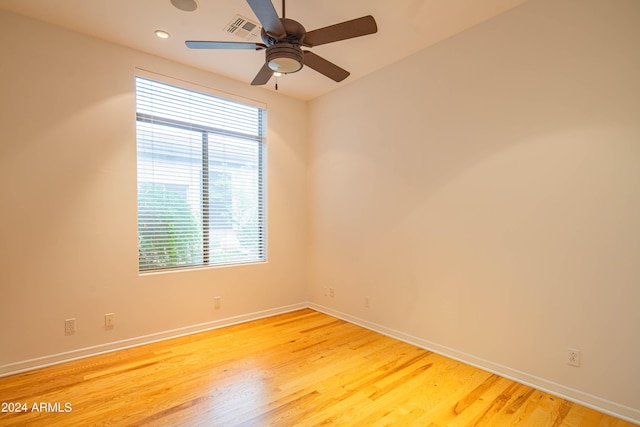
[{"left": 136, "top": 75, "right": 266, "bottom": 272}]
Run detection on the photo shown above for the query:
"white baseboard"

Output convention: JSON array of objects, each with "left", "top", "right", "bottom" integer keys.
[
  {"left": 0, "top": 302, "right": 307, "bottom": 378},
  {"left": 308, "top": 303, "right": 640, "bottom": 426}
]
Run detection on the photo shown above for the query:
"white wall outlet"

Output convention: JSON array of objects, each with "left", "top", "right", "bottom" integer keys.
[
  {"left": 567, "top": 349, "right": 581, "bottom": 367},
  {"left": 105, "top": 313, "right": 115, "bottom": 328},
  {"left": 64, "top": 318, "right": 76, "bottom": 335},
  {"left": 365, "top": 296, "right": 370, "bottom": 308},
  {"left": 329, "top": 288, "right": 335, "bottom": 298},
  {"left": 323, "top": 287, "right": 328, "bottom": 297},
  {"left": 214, "top": 296, "right": 221, "bottom": 309}
]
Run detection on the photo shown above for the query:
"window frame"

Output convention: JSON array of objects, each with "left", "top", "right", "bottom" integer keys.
[{"left": 135, "top": 70, "right": 267, "bottom": 273}]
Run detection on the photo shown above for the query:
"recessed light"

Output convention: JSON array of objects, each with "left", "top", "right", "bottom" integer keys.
[
  {"left": 170, "top": 0, "right": 198, "bottom": 12},
  {"left": 155, "top": 30, "right": 170, "bottom": 39}
]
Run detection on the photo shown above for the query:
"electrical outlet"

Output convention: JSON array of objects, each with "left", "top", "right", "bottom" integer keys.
[
  {"left": 105, "top": 313, "right": 115, "bottom": 328},
  {"left": 323, "top": 287, "right": 328, "bottom": 297},
  {"left": 64, "top": 318, "right": 76, "bottom": 335},
  {"left": 567, "top": 349, "right": 581, "bottom": 367},
  {"left": 214, "top": 296, "right": 221, "bottom": 309},
  {"left": 329, "top": 288, "right": 335, "bottom": 298},
  {"left": 365, "top": 296, "right": 370, "bottom": 308}
]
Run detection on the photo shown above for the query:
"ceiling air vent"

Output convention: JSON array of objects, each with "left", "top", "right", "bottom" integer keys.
[{"left": 224, "top": 15, "right": 261, "bottom": 41}]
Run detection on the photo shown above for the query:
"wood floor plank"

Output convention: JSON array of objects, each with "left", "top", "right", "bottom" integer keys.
[{"left": 0, "top": 309, "right": 636, "bottom": 426}]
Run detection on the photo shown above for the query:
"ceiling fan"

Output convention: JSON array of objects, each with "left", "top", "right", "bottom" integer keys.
[{"left": 185, "top": 0, "right": 378, "bottom": 86}]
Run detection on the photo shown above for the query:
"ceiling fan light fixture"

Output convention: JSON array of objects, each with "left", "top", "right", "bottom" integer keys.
[
  {"left": 266, "top": 43, "right": 304, "bottom": 74},
  {"left": 268, "top": 58, "right": 302, "bottom": 73}
]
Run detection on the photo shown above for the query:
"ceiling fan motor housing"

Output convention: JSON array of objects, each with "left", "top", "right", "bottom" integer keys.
[
  {"left": 260, "top": 18, "right": 306, "bottom": 45},
  {"left": 262, "top": 18, "right": 306, "bottom": 74}
]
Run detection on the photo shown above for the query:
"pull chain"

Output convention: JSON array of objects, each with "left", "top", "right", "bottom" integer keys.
[{"left": 274, "top": 72, "right": 282, "bottom": 90}]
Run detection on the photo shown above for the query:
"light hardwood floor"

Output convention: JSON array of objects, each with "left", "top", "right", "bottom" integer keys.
[{"left": 0, "top": 309, "right": 635, "bottom": 426}]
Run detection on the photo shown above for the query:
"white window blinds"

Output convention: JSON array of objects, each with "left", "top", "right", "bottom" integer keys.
[{"left": 135, "top": 76, "right": 266, "bottom": 272}]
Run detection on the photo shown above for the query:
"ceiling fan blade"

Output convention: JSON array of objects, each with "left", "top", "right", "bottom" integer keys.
[
  {"left": 251, "top": 63, "right": 274, "bottom": 86},
  {"left": 246, "top": 0, "right": 286, "bottom": 38},
  {"left": 186, "top": 41, "right": 266, "bottom": 50},
  {"left": 303, "top": 15, "right": 377, "bottom": 47},
  {"left": 303, "top": 51, "right": 350, "bottom": 82}
]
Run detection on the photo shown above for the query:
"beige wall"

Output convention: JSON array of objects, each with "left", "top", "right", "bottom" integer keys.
[
  {"left": 0, "top": 11, "right": 308, "bottom": 370},
  {"left": 308, "top": 0, "right": 639, "bottom": 420},
  {"left": 1, "top": 0, "right": 640, "bottom": 422}
]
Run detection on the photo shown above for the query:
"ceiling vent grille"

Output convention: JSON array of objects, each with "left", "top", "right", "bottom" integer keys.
[{"left": 224, "top": 15, "right": 261, "bottom": 41}]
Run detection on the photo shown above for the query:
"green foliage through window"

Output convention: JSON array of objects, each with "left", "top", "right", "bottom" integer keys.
[{"left": 138, "top": 182, "right": 202, "bottom": 270}]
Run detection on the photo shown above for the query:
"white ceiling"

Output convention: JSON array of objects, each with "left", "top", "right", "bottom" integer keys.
[{"left": 0, "top": 0, "right": 530, "bottom": 101}]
